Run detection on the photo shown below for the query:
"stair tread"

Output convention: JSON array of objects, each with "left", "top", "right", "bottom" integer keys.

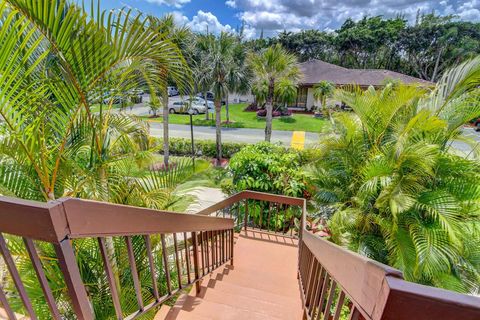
[
  {"left": 167, "top": 294, "right": 286, "bottom": 320},
  {"left": 201, "top": 277, "right": 300, "bottom": 306},
  {"left": 192, "top": 282, "right": 302, "bottom": 319}
]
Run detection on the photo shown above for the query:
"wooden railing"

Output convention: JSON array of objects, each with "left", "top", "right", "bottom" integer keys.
[
  {"left": 297, "top": 205, "right": 480, "bottom": 320},
  {"left": 197, "top": 190, "right": 305, "bottom": 238},
  {"left": 0, "top": 197, "right": 234, "bottom": 319},
  {"left": 0, "top": 191, "right": 479, "bottom": 320}
]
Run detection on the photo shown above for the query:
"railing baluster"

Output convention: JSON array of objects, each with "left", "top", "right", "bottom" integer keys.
[
  {"left": 333, "top": 290, "right": 346, "bottom": 320},
  {"left": 206, "top": 231, "right": 210, "bottom": 273},
  {"left": 267, "top": 202, "right": 272, "bottom": 232},
  {"left": 184, "top": 232, "right": 191, "bottom": 284},
  {"left": 244, "top": 199, "right": 249, "bottom": 232},
  {"left": 348, "top": 304, "right": 360, "bottom": 320},
  {"left": 316, "top": 273, "right": 330, "bottom": 320},
  {"left": 125, "top": 236, "right": 144, "bottom": 310},
  {"left": 306, "top": 259, "right": 319, "bottom": 309},
  {"left": 211, "top": 231, "right": 216, "bottom": 268},
  {"left": 54, "top": 239, "right": 93, "bottom": 320},
  {"left": 191, "top": 232, "right": 201, "bottom": 294},
  {"left": 221, "top": 230, "right": 225, "bottom": 263},
  {"left": 230, "top": 228, "right": 234, "bottom": 266},
  {"left": 0, "top": 284, "right": 16, "bottom": 320},
  {"left": 311, "top": 267, "right": 325, "bottom": 318},
  {"left": 322, "top": 281, "right": 337, "bottom": 320},
  {"left": 173, "top": 233, "right": 182, "bottom": 289},
  {"left": 160, "top": 234, "right": 172, "bottom": 295},
  {"left": 144, "top": 235, "right": 160, "bottom": 301},
  {"left": 98, "top": 237, "right": 123, "bottom": 320},
  {"left": 23, "top": 238, "right": 62, "bottom": 320},
  {"left": 0, "top": 234, "right": 37, "bottom": 320},
  {"left": 200, "top": 231, "right": 205, "bottom": 276}
]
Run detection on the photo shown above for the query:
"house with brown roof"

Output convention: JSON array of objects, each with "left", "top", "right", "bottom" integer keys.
[{"left": 295, "top": 59, "right": 432, "bottom": 110}]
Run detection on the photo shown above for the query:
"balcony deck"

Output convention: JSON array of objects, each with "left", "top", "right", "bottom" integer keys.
[{"left": 163, "top": 230, "right": 303, "bottom": 320}]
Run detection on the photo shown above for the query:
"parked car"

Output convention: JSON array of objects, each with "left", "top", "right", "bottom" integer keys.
[
  {"left": 168, "top": 86, "right": 179, "bottom": 97},
  {"left": 197, "top": 92, "right": 226, "bottom": 105},
  {"left": 192, "top": 96, "right": 214, "bottom": 110},
  {"left": 169, "top": 101, "right": 207, "bottom": 114},
  {"left": 103, "top": 96, "right": 125, "bottom": 105}
]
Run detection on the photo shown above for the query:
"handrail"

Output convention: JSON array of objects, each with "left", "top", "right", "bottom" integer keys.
[
  {"left": 0, "top": 195, "right": 235, "bottom": 320},
  {"left": 298, "top": 227, "right": 480, "bottom": 320},
  {"left": 1, "top": 192, "right": 479, "bottom": 320}
]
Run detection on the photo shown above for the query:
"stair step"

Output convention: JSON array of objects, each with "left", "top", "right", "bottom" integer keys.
[
  {"left": 200, "top": 277, "right": 301, "bottom": 309},
  {"left": 208, "top": 267, "right": 299, "bottom": 298},
  {"left": 193, "top": 281, "right": 302, "bottom": 319},
  {"left": 166, "top": 294, "right": 285, "bottom": 320}
]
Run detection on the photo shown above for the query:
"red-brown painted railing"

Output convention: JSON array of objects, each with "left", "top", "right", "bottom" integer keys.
[
  {"left": 0, "top": 191, "right": 479, "bottom": 320},
  {"left": 0, "top": 196, "right": 234, "bottom": 320}
]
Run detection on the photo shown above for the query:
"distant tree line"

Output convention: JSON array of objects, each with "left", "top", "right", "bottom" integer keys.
[{"left": 245, "top": 13, "right": 480, "bottom": 82}]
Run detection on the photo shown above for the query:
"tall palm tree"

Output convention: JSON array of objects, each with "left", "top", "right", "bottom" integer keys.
[
  {"left": 226, "top": 41, "right": 252, "bottom": 123},
  {"left": 198, "top": 32, "right": 237, "bottom": 163},
  {"left": 249, "top": 44, "right": 300, "bottom": 141},
  {"left": 192, "top": 34, "right": 216, "bottom": 121},
  {"left": 148, "top": 14, "right": 192, "bottom": 168},
  {"left": 312, "top": 57, "right": 480, "bottom": 293},
  {"left": 313, "top": 80, "right": 335, "bottom": 116},
  {"left": 0, "top": 0, "right": 191, "bottom": 202}
]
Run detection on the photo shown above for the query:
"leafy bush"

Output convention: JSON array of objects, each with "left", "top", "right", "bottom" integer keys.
[
  {"left": 158, "top": 138, "right": 247, "bottom": 159},
  {"left": 228, "top": 142, "right": 309, "bottom": 197}
]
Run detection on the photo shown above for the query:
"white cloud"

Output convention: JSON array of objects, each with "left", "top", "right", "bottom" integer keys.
[
  {"left": 145, "top": 0, "right": 191, "bottom": 8},
  {"left": 226, "top": 0, "right": 480, "bottom": 35},
  {"left": 174, "top": 10, "right": 257, "bottom": 39}
]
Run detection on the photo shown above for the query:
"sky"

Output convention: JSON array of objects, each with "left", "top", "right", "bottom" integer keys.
[{"left": 102, "top": 0, "right": 480, "bottom": 39}]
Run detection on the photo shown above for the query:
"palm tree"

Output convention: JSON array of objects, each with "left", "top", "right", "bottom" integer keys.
[
  {"left": 312, "top": 81, "right": 335, "bottom": 116},
  {"left": 312, "top": 57, "right": 480, "bottom": 293},
  {"left": 249, "top": 44, "right": 300, "bottom": 141},
  {"left": 0, "top": 0, "right": 191, "bottom": 202},
  {"left": 275, "top": 78, "right": 297, "bottom": 109},
  {"left": 225, "top": 41, "right": 252, "bottom": 123},
  {"left": 198, "top": 32, "right": 237, "bottom": 163},
  {"left": 192, "top": 34, "right": 216, "bottom": 121},
  {"left": 148, "top": 14, "right": 192, "bottom": 168}
]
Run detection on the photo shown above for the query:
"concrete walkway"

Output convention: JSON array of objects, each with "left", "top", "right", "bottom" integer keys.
[{"left": 181, "top": 187, "right": 226, "bottom": 214}]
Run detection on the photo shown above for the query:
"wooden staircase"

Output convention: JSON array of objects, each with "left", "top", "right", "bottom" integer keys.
[{"left": 161, "top": 230, "right": 303, "bottom": 320}]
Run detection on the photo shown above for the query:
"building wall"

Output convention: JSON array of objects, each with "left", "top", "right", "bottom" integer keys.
[{"left": 306, "top": 87, "right": 315, "bottom": 111}]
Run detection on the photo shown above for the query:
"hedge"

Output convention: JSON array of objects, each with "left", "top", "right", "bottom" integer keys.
[{"left": 157, "top": 138, "right": 247, "bottom": 159}]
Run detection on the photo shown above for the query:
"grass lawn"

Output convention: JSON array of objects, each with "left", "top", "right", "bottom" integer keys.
[{"left": 143, "top": 103, "right": 329, "bottom": 133}]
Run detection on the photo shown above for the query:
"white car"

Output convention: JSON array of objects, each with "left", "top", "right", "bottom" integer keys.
[
  {"left": 169, "top": 101, "right": 207, "bottom": 115},
  {"left": 192, "top": 97, "right": 214, "bottom": 110},
  {"left": 167, "top": 86, "right": 179, "bottom": 97}
]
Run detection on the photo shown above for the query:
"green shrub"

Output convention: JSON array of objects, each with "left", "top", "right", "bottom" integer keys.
[
  {"left": 228, "top": 142, "right": 309, "bottom": 197},
  {"left": 157, "top": 138, "right": 247, "bottom": 159}
]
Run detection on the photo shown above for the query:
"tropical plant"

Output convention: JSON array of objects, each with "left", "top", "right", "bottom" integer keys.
[
  {"left": 275, "top": 78, "right": 298, "bottom": 109},
  {"left": 195, "top": 32, "right": 237, "bottom": 163},
  {"left": 0, "top": 1, "right": 192, "bottom": 317},
  {"left": 147, "top": 14, "right": 192, "bottom": 167},
  {"left": 249, "top": 44, "right": 301, "bottom": 141},
  {"left": 225, "top": 40, "right": 252, "bottom": 123},
  {"left": 311, "top": 57, "right": 480, "bottom": 293},
  {"left": 312, "top": 81, "right": 334, "bottom": 116},
  {"left": 0, "top": 0, "right": 191, "bottom": 202}
]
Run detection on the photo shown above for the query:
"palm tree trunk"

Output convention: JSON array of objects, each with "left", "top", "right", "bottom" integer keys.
[
  {"left": 226, "top": 92, "right": 230, "bottom": 123},
  {"left": 163, "top": 93, "right": 169, "bottom": 167},
  {"left": 204, "top": 91, "right": 209, "bottom": 121},
  {"left": 265, "top": 79, "right": 274, "bottom": 142},
  {"left": 215, "top": 100, "right": 222, "bottom": 164}
]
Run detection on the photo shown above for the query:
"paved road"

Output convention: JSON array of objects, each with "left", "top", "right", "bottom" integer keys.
[
  {"left": 148, "top": 122, "right": 320, "bottom": 146},
  {"left": 122, "top": 95, "right": 480, "bottom": 152},
  {"left": 123, "top": 94, "right": 320, "bottom": 146}
]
